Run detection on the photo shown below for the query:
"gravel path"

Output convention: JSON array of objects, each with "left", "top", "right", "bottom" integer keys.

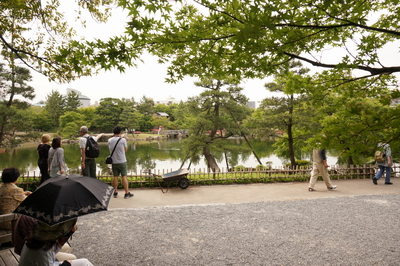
[{"left": 72, "top": 194, "right": 400, "bottom": 266}]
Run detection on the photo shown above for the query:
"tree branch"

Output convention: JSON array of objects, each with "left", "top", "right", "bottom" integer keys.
[
  {"left": 0, "top": 34, "right": 63, "bottom": 80},
  {"left": 274, "top": 21, "right": 400, "bottom": 37},
  {"left": 283, "top": 52, "right": 400, "bottom": 75}
]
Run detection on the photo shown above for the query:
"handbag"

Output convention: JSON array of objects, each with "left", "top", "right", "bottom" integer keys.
[{"left": 106, "top": 137, "right": 121, "bottom": 164}]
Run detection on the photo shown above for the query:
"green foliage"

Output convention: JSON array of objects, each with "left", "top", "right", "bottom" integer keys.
[
  {"left": 78, "top": 107, "right": 96, "bottom": 129},
  {"left": 285, "top": 160, "right": 312, "bottom": 167},
  {"left": 1, "top": 0, "right": 115, "bottom": 82},
  {"left": 150, "top": 116, "right": 170, "bottom": 130},
  {"left": 93, "top": 97, "right": 123, "bottom": 131},
  {"left": 64, "top": 0, "right": 400, "bottom": 88},
  {"left": 233, "top": 165, "right": 246, "bottom": 171},
  {"left": 136, "top": 96, "right": 155, "bottom": 115},
  {"left": 0, "top": 64, "right": 35, "bottom": 147},
  {"left": 255, "top": 165, "right": 270, "bottom": 170},
  {"left": 304, "top": 78, "right": 397, "bottom": 165},
  {"left": 244, "top": 62, "right": 314, "bottom": 167},
  {"left": 182, "top": 79, "right": 251, "bottom": 172},
  {"left": 65, "top": 91, "right": 81, "bottom": 112},
  {"left": 45, "top": 90, "right": 65, "bottom": 128},
  {"left": 273, "top": 136, "right": 308, "bottom": 162},
  {"left": 119, "top": 99, "right": 141, "bottom": 132},
  {"left": 59, "top": 111, "right": 86, "bottom": 138},
  {"left": 61, "top": 122, "right": 80, "bottom": 139},
  {"left": 60, "top": 111, "right": 86, "bottom": 128},
  {"left": 31, "top": 107, "right": 53, "bottom": 132},
  {"left": 154, "top": 103, "right": 179, "bottom": 122},
  {"left": 170, "top": 102, "right": 192, "bottom": 129}
]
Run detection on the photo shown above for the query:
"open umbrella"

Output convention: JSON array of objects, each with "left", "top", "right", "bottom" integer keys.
[{"left": 13, "top": 174, "right": 114, "bottom": 226}]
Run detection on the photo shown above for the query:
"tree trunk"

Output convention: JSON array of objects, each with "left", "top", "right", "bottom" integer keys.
[
  {"left": 347, "top": 156, "right": 354, "bottom": 166},
  {"left": 287, "top": 124, "right": 296, "bottom": 168},
  {"left": 203, "top": 145, "right": 220, "bottom": 173},
  {"left": 287, "top": 96, "right": 296, "bottom": 168}
]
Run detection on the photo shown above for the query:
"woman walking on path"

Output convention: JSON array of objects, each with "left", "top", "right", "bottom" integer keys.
[
  {"left": 37, "top": 134, "right": 51, "bottom": 184},
  {"left": 48, "top": 137, "right": 67, "bottom": 178}
]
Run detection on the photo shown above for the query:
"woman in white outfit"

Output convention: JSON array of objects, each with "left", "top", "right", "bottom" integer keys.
[{"left": 19, "top": 218, "right": 93, "bottom": 266}]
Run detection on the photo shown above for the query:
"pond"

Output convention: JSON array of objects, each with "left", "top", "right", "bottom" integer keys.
[{"left": 0, "top": 138, "right": 336, "bottom": 175}]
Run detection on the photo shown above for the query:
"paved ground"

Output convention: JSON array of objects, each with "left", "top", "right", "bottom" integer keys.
[
  {"left": 70, "top": 178, "right": 399, "bottom": 265},
  {"left": 107, "top": 178, "right": 400, "bottom": 209}
]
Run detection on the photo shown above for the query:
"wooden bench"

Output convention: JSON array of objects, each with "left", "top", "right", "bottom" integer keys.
[
  {"left": 0, "top": 248, "right": 19, "bottom": 266},
  {"left": 0, "top": 213, "right": 19, "bottom": 266},
  {"left": 0, "top": 213, "right": 18, "bottom": 245}
]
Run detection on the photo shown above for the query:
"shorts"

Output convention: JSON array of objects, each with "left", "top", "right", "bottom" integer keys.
[{"left": 112, "top": 162, "right": 127, "bottom": 177}]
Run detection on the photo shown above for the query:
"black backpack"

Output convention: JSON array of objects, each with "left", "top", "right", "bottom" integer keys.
[{"left": 85, "top": 136, "right": 100, "bottom": 158}]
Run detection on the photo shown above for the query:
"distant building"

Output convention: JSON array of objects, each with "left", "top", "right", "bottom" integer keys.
[
  {"left": 32, "top": 89, "right": 91, "bottom": 108},
  {"left": 66, "top": 88, "right": 90, "bottom": 108},
  {"left": 155, "top": 112, "right": 170, "bottom": 118},
  {"left": 154, "top": 96, "right": 180, "bottom": 105},
  {"left": 247, "top": 101, "right": 256, "bottom": 109},
  {"left": 390, "top": 98, "right": 400, "bottom": 107},
  {"left": 32, "top": 100, "right": 46, "bottom": 108}
]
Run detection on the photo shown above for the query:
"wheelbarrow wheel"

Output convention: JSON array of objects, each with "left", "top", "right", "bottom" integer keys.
[{"left": 178, "top": 177, "right": 190, "bottom": 189}]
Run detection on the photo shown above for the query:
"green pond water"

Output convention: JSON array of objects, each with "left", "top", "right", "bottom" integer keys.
[{"left": 0, "top": 139, "right": 286, "bottom": 175}]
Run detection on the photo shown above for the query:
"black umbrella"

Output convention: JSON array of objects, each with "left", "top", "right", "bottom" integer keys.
[{"left": 14, "top": 174, "right": 114, "bottom": 226}]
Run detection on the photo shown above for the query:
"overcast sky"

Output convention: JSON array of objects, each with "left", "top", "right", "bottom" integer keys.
[
  {"left": 28, "top": 5, "right": 276, "bottom": 105},
  {"left": 30, "top": 54, "right": 274, "bottom": 105}
]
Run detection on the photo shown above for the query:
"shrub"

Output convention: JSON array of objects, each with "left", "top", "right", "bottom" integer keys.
[
  {"left": 234, "top": 165, "right": 246, "bottom": 171},
  {"left": 285, "top": 160, "right": 312, "bottom": 167},
  {"left": 255, "top": 165, "right": 271, "bottom": 170}
]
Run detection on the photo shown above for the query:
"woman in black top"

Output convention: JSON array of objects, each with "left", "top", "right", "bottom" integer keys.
[{"left": 37, "top": 134, "right": 51, "bottom": 184}]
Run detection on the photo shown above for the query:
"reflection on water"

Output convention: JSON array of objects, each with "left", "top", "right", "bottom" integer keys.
[{"left": 0, "top": 139, "right": 286, "bottom": 174}]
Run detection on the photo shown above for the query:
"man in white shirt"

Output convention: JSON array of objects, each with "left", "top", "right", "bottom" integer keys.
[
  {"left": 108, "top": 125, "right": 134, "bottom": 199},
  {"left": 79, "top": 126, "right": 103, "bottom": 178}
]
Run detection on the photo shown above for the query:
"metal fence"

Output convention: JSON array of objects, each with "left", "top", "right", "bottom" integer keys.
[{"left": 17, "top": 164, "right": 398, "bottom": 190}]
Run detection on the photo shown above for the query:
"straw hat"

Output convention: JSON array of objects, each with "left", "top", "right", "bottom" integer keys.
[{"left": 33, "top": 219, "right": 77, "bottom": 242}]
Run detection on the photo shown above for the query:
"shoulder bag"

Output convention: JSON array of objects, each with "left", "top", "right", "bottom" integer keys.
[{"left": 106, "top": 137, "right": 121, "bottom": 164}]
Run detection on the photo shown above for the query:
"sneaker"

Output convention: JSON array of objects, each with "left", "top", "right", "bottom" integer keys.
[
  {"left": 124, "top": 192, "right": 134, "bottom": 199},
  {"left": 372, "top": 177, "right": 377, "bottom": 185},
  {"left": 385, "top": 182, "right": 393, "bottom": 185},
  {"left": 308, "top": 187, "right": 315, "bottom": 192},
  {"left": 328, "top": 185, "right": 337, "bottom": 190},
  {"left": 113, "top": 192, "right": 118, "bottom": 198}
]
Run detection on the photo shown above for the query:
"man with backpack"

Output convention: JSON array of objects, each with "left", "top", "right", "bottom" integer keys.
[
  {"left": 373, "top": 143, "right": 393, "bottom": 185},
  {"left": 79, "top": 126, "right": 103, "bottom": 178}
]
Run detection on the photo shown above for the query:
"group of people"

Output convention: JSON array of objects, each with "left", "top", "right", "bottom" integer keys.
[
  {"left": 37, "top": 135, "right": 66, "bottom": 184},
  {"left": 308, "top": 143, "right": 393, "bottom": 191},
  {"left": 78, "top": 125, "right": 133, "bottom": 199},
  {"left": 0, "top": 167, "right": 93, "bottom": 265},
  {"left": 36, "top": 125, "right": 134, "bottom": 198},
  {"left": 0, "top": 125, "right": 137, "bottom": 265}
]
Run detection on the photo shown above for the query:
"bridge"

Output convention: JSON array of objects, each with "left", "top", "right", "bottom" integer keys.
[{"left": 159, "top": 130, "right": 188, "bottom": 138}]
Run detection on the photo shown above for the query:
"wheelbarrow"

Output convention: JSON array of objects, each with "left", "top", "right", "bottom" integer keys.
[{"left": 143, "top": 168, "right": 190, "bottom": 193}]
